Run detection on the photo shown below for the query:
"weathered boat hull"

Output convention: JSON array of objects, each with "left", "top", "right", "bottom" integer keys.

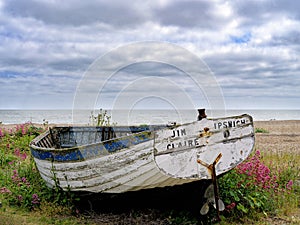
[
  {"left": 33, "top": 141, "right": 192, "bottom": 193},
  {"left": 30, "top": 114, "right": 254, "bottom": 193},
  {"left": 154, "top": 114, "right": 254, "bottom": 179}
]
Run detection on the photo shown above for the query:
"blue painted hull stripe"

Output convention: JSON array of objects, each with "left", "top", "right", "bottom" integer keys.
[{"left": 31, "top": 133, "right": 152, "bottom": 162}]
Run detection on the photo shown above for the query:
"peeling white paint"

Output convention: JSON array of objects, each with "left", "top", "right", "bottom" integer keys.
[
  {"left": 32, "top": 114, "right": 254, "bottom": 193},
  {"left": 154, "top": 115, "right": 254, "bottom": 179}
]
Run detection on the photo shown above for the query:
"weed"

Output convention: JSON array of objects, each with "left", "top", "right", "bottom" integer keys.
[
  {"left": 219, "top": 149, "right": 299, "bottom": 222},
  {"left": 0, "top": 123, "right": 79, "bottom": 213},
  {"left": 255, "top": 128, "right": 269, "bottom": 133},
  {"left": 89, "top": 109, "right": 115, "bottom": 126}
]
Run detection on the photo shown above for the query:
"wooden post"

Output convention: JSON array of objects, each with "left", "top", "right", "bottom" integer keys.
[{"left": 197, "top": 153, "right": 222, "bottom": 221}]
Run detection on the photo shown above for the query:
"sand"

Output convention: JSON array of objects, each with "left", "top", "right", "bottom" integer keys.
[{"left": 254, "top": 120, "right": 300, "bottom": 154}]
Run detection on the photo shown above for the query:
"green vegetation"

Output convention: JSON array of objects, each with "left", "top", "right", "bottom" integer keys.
[
  {"left": 255, "top": 127, "right": 269, "bottom": 133},
  {"left": 89, "top": 109, "right": 114, "bottom": 126},
  {"left": 218, "top": 149, "right": 299, "bottom": 224},
  {"left": 0, "top": 123, "right": 82, "bottom": 224},
  {"left": 0, "top": 123, "right": 299, "bottom": 224}
]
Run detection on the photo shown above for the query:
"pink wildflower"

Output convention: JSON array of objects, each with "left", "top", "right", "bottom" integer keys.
[
  {"left": 21, "top": 124, "right": 27, "bottom": 135},
  {"left": 31, "top": 193, "right": 40, "bottom": 205},
  {"left": 236, "top": 149, "right": 279, "bottom": 190},
  {"left": 255, "top": 150, "right": 261, "bottom": 157},
  {"left": 20, "top": 152, "right": 27, "bottom": 160},
  {"left": 11, "top": 170, "right": 20, "bottom": 183},
  {"left": 0, "top": 187, "right": 11, "bottom": 194},
  {"left": 14, "top": 148, "right": 20, "bottom": 157},
  {"left": 17, "top": 195, "right": 23, "bottom": 202},
  {"left": 21, "top": 177, "right": 30, "bottom": 187},
  {"left": 226, "top": 202, "right": 236, "bottom": 210},
  {"left": 14, "top": 148, "right": 27, "bottom": 160},
  {"left": 286, "top": 180, "right": 293, "bottom": 190}
]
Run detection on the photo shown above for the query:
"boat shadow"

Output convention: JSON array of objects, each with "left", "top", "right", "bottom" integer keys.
[{"left": 76, "top": 180, "right": 211, "bottom": 223}]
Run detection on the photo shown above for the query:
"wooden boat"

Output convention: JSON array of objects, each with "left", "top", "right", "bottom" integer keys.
[{"left": 30, "top": 110, "right": 255, "bottom": 193}]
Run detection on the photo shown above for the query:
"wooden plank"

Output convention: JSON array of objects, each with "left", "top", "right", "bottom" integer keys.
[
  {"left": 154, "top": 114, "right": 254, "bottom": 179},
  {"left": 30, "top": 116, "right": 254, "bottom": 193},
  {"left": 33, "top": 140, "right": 189, "bottom": 193}
]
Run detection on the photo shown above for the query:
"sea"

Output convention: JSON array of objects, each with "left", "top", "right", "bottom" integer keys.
[{"left": 0, "top": 109, "right": 300, "bottom": 125}]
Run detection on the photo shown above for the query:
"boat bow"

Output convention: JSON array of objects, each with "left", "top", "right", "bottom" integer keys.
[{"left": 153, "top": 114, "right": 255, "bottom": 179}]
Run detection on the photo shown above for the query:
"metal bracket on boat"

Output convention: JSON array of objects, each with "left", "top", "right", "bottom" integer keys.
[
  {"left": 197, "top": 108, "right": 207, "bottom": 121},
  {"left": 197, "top": 153, "right": 223, "bottom": 221}
]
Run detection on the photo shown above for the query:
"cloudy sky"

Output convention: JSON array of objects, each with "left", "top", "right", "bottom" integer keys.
[{"left": 0, "top": 0, "right": 299, "bottom": 110}]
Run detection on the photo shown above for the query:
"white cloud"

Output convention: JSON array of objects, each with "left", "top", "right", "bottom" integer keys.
[{"left": 0, "top": 0, "right": 300, "bottom": 109}]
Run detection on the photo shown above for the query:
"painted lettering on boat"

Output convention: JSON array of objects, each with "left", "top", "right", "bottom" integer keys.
[
  {"left": 214, "top": 119, "right": 246, "bottom": 130},
  {"left": 166, "top": 138, "right": 199, "bottom": 150},
  {"left": 171, "top": 128, "right": 186, "bottom": 138},
  {"left": 167, "top": 128, "right": 199, "bottom": 150},
  {"left": 164, "top": 118, "right": 248, "bottom": 151}
]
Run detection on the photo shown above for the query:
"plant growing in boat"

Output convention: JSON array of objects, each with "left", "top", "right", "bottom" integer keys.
[{"left": 89, "top": 109, "right": 113, "bottom": 126}]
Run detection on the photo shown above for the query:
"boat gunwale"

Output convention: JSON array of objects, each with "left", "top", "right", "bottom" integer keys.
[
  {"left": 30, "top": 128, "right": 154, "bottom": 153},
  {"left": 30, "top": 114, "right": 253, "bottom": 154}
]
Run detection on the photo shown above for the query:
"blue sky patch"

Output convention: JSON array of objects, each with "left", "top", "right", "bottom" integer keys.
[{"left": 230, "top": 32, "right": 251, "bottom": 44}]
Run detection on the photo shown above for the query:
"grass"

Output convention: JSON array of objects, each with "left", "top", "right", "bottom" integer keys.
[
  {"left": 255, "top": 128, "right": 269, "bottom": 133},
  {"left": 0, "top": 123, "right": 299, "bottom": 224},
  {"left": 259, "top": 149, "right": 300, "bottom": 217},
  {"left": 0, "top": 207, "right": 88, "bottom": 225},
  {"left": 218, "top": 149, "right": 300, "bottom": 224}
]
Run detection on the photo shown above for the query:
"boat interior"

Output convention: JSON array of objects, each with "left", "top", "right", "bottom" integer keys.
[{"left": 32, "top": 125, "right": 166, "bottom": 149}]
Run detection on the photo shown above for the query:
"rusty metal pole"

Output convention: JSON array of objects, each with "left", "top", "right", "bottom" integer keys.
[
  {"left": 212, "top": 159, "right": 220, "bottom": 222},
  {"left": 197, "top": 153, "right": 222, "bottom": 222}
]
